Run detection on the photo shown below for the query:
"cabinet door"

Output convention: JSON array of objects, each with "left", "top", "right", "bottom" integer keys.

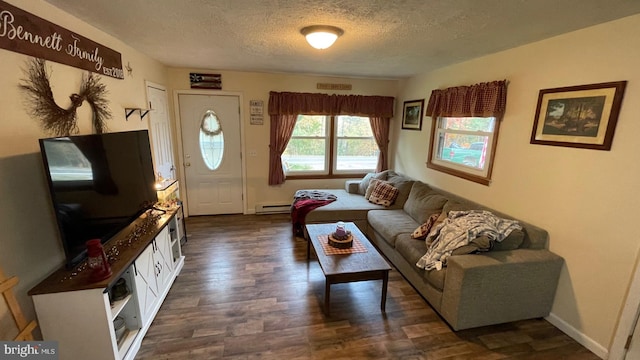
[
  {"left": 154, "top": 227, "right": 174, "bottom": 293},
  {"left": 175, "top": 206, "right": 185, "bottom": 242},
  {"left": 133, "top": 243, "right": 158, "bottom": 326}
]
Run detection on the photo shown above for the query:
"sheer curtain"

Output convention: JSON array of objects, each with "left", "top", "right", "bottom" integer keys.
[{"left": 268, "top": 91, "right": 394, "bottom": 185}]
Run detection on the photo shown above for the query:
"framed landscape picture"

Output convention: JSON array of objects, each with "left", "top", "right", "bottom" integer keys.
[
  {"left": 402, "top": 99, "right": 424, "bottom": 130},
  {"left": 530, "top": 81, "right": 626, "bottom": 150}
]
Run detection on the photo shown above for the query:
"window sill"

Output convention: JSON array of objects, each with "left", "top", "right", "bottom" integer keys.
[
  {"left": 425, "top": 161, "right": 491, "bottom": 186},
  {"left": 286, "top": 173, "right": 367, "bottom": 180}
]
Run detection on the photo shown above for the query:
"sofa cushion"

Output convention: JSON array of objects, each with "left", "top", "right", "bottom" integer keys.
[
  {"left": 385, "top": 171, "right": 415, "bottom": 209},
  {"left": 305, "top": 189, "right": 385, "bottom": 224},
  {"left": 345, "top": 180, "right": 360, "bottom": 194},
  {"left": 435, "top": 222, "right": 525, "bottom": 256},
  {"left": 404, "top": 182, "right": 448, "bottom": 223},
  {"left": 436, "top": 200, "right": 476, "bottom": 224},
  {"left": 369, "top": 181, "right": 399, "bottom": 207},
  {"left": 368, "top": 209, "right": 419, "bottom": 247},
  {"left": 451, "top": 235, "right": 493, "bottom": 255},
  {"left": 395, "top": 234, "right": 446, "bottom": 291},
  {"left": 493, "top": 228, "right": 525, "bottom": 251}
]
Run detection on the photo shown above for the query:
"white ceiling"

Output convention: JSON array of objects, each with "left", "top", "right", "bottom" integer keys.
[{"left": 44, "top": 0, "right": 640, "bottom": 79}]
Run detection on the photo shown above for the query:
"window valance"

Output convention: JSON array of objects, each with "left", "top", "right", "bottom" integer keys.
[
  {"left": 425, "top": 80, "right": 507, "bottom": 118},
  {"left": 268, "top": 91, "right": 395, "bottom": 118}
]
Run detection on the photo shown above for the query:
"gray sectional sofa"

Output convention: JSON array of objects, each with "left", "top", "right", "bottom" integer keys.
[{"left": 302, "top": 170, "right": 564, "bottom": 330}]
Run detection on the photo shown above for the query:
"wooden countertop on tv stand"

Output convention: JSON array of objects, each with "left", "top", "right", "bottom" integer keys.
[{"left": 28, "top": 207, "right": 178, "bottom": 296}]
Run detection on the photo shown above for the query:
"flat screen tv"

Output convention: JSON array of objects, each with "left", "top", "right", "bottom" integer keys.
[{"left": 39, "top": 130, "right": 158, "bottom": 268}]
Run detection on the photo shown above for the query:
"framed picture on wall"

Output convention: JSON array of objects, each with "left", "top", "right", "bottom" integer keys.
[
  {"left": 530, "top": 81, "right": 626, "bottom": 150},
  {"left": 402, "top": 99, "right": 424, "bottom": 130}
]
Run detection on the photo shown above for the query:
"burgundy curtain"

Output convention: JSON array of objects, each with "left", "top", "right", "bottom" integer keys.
[
  {"left": 268, "top": 92, "right": 394, "bottom": 117},
  {"left": 369, "top": 117, "right": 389, "bottom": 172},
  {"left": 268, "top": 91, "right": 394, "bottom": 185},
  {"left": 268, "top": 114, "right": 297, "bottom": 186},
  {"left": 425, "top": 80, "right": 507, "bottom": 118}
]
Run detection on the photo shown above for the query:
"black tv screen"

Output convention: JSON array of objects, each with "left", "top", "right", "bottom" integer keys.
[{"left": 39, "top": 130, "right": 158, "bottom": 268}]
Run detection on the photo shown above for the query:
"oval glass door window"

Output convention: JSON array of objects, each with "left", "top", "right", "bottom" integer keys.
[{"left": 199, "top": 110, "right": 224, "bottom": 170}]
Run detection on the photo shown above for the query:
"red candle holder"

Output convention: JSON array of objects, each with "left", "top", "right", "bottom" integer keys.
[{"left": 86, "top": 239, "right": 112, "bottom": 282}]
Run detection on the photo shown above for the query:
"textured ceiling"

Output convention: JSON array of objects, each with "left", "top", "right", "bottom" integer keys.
[{"left": 44, "top": 0, "right": 640, "bottom": 79}]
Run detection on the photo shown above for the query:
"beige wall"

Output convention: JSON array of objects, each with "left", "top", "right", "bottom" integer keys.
[
  {"left": 166, "top": 69, "right": 399, "bottom": 213},
  {"left": 392, "top": 14, "right": 640, "bottom": 357},
  {"left": 0, "top": 0, "right": 168, "bottom": 335}
]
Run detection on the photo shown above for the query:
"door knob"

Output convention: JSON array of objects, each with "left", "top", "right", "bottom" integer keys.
[{"left": 185, "top": 162, "right": 191, "bottom": 167}]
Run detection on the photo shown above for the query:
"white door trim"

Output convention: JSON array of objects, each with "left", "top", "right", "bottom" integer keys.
[
  {"left": 173, "top": 89, "right": 247, "bottom": 217},
  {"left": 610, "top": 248, "right": 640, "bottom": 359}
]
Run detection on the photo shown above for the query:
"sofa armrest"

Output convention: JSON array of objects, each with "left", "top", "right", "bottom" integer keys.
[
  {"left": 440, "top": 249, "right": 563, "bottom": 330},
  {"left": 345, "top": 180, "right": 361, "bottom": 194}
]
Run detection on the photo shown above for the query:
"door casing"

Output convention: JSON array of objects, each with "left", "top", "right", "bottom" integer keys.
[{"left": 610, "top": 248, "right": 640, "bottom": 359}]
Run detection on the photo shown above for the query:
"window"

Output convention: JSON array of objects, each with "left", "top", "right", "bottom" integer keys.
[
  {"left": 424, "top": 80, "right": 507, "bottom": 185},
  {"left": 199, "top": 110, "right": 224, "bottom": 171},
  {"left": 335, "top": 115, "right": 378, "bottom": 172},
  {"left": 282, "top": 115, "right": 378, "bottom": 176},
  {"left": 428, "top": 116, "right": 498, "bottom": 185}
]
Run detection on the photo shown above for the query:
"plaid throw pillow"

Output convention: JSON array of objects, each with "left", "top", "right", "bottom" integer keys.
[
  {"left": 365, "top": 179, "right": 383, "bottom": 200},
  {"left": 369, "top": 181, "right": 399, "bottom": 207}
]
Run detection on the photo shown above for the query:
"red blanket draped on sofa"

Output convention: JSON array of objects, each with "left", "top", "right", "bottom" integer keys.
[{"left": 291, "top": 190, "right": 337, "bottom": 236}]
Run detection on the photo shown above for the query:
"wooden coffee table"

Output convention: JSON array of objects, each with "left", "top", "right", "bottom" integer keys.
[{"left": 305, "top": 222, "right": 391, "bottom": 316}]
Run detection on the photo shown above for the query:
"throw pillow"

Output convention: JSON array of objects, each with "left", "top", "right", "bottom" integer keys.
[
  {"left": 358, "top": 172, "right": 376, "bottom": 195},
  {"left": 365, "top": 179, "right": 383, "bottom": 200},
  {"left": 411, "top": 213, "right": 440, "bottom": 240},
  {"left": 368, "top": 181, "right": 399, "bottom": 207},
  {"left": 374, "top": 170, "right": 389, "bottom": 181}
]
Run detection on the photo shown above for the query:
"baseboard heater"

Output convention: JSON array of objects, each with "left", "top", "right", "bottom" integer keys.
[{"left": 255, "top": 203, "right": 291, "bottom": 214}]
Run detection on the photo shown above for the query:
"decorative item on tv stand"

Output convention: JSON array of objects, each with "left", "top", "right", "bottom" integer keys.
[
  {"left": 155, "top": 174, "right": 182, "bottom": 209},
  {"left": 328, "top": 221, "right": 353, "bottom": 249},
  {"left": 86, "top": 239, "right": 112, "bottom": 282}
]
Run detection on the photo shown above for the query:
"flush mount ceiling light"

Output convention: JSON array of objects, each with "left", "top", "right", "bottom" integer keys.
[{"left": 300, "top": 25, "right": 344, "bottom": 50}]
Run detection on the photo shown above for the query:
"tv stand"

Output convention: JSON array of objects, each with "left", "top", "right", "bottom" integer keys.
[{"left": 28, "top": 206, "right": 186, "bottom": 360}]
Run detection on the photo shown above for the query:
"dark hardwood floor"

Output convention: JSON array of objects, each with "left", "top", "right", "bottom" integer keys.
[{"left": 135, "top": 214, "right": 598, "bottom": 359}]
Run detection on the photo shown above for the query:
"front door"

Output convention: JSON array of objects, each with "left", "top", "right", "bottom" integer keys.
[{"left": 178, "top": 94, "right": 243, "bottom": 215}]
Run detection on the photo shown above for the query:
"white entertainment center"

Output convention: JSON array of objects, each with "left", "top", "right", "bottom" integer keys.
[{"left": 29, "top": 205, "right": 186, "bottom": 360}]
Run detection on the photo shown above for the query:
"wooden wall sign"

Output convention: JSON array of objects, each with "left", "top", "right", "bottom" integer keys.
[
  {"left": 190, "top": 73, "right": 222, "bottom": 89},
  {"left": 317, "top": 83, "right": 352, "bottom": 91},
  {"left": 0, "top": 1, "right": 124, "bottom": 79}
]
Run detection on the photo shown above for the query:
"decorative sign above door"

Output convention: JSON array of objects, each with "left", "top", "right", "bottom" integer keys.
[
  {"left": 190, "top": 73, "right": 222, "bottom": 89},
  {"left": 0, "top": 1, "right": 124, "bottom": 79}
]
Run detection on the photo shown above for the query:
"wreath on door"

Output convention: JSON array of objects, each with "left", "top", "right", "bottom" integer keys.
[{"left": 200, "top": 110, "right": 222, "bottom": 136}]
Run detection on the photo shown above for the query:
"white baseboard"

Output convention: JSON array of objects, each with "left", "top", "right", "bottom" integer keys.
[
  {"left": 255, "top": 203, "right": 291, "bottom": 214},
  {"left": 546, "top": 312, "right": 608, "bottom": 359}
]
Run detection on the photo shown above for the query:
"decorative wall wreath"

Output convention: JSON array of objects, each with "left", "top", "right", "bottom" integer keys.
[
  {"left": 200, "top": 110, "right": 223, "bottom": 136},
  {"left": 19, "top": 58, "right": 112, "bottom": 136}
]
